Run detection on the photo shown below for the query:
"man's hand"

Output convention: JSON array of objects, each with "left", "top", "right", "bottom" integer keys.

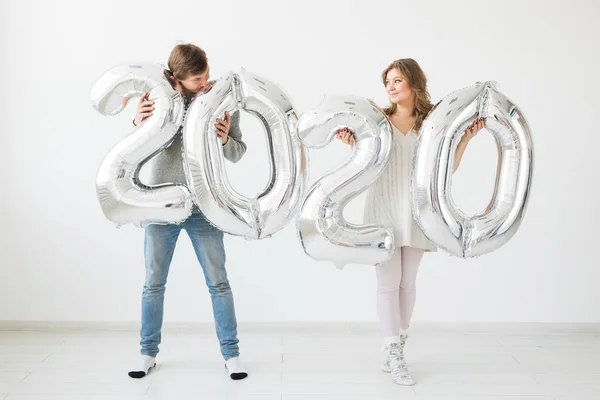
[
  {"left": 133, "top": 92, "right": 155, "bottom": 126},
  {"left": 216, "top": 112, "right": 231, "bottom": 145}
]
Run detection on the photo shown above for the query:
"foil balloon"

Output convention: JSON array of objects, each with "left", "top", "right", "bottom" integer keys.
[
  {"left": 412, "top": 81, "right": 534, "bottom": 258},
  {"left": 183, "top": 69, "right": 306, "bottom": 239},
  {"left": 91, "top": 63, "right": 193, "bottom": 228},
  {"left": 296, "top": 95, "right": 394, "bottom": 269}
]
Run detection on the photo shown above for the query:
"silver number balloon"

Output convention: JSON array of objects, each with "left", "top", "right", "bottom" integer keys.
[
  {"left": 184, "top": 69, "right": 306, "bottom": 239},
  {"left": 296, "top": 96, "right": 394, "bottom": 269},
  {"left": 91, "top": 63, "right": 193, "bottom": 227},
  {"left": 412, "top": 81, "right": 534, "bottom": 258}
]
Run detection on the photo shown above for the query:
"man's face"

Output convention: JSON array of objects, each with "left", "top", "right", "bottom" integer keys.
[{"left": 179, "top": 67, "right": 211, "bottom": 95}]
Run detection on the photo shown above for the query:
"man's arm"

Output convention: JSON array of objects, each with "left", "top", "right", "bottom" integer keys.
[{"left": 223, "top": 110, "right": 247, "bottom": 163}]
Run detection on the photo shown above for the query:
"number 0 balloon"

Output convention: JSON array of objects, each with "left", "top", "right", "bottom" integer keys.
[
  {"left": 412, "top": 81, "right": 534, "bottom": 258},
  {"left": 184, "top": 69, "right": 307, "bottom": 240}
]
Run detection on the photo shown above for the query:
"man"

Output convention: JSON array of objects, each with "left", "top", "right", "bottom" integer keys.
[{"left": 129, "top": 43, "right": 248, "bottom": 380}]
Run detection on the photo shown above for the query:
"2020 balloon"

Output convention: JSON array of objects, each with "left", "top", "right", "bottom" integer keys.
[{"left": 92, "top": 65, "right": 533, "bottom": 264}]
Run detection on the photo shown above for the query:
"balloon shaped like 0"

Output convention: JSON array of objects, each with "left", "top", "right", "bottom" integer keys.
[
  {"left": 183, "top": 69, "right": 307, "bottom": 239},
  {"left": 412, "top": 81, "right": 534, "bottom": 258}
]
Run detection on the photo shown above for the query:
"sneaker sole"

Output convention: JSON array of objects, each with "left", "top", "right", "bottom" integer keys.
[
  {"left": 393, "top": 380, "right": 415, "bottom": 386},
  {"left": 128, "top": 363, "right": 156, "bottom": 379},
  {"left": 230, "top": 372, "right": 248, "bottom": 380}
]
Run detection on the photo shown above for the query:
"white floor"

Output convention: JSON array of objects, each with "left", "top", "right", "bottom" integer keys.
[{"left": 0, "top": 323, "right": 599, "bottom": 400}]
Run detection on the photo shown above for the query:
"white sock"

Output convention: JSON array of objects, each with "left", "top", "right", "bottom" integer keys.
[
  {"left": 384, "top": 336, "right": 401, "bottom": 346},
  {"left": 225, "top": 356, "right": 248, "bottom": 380},
  {"left": 128, "top": 355, "right": 156, "bottom": 379}
]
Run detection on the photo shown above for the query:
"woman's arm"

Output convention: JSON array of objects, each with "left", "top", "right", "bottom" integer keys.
[{"left": 453, "top": 117, "right": 486, "bottom": 172}]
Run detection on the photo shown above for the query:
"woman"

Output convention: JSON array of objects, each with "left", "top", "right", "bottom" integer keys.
[{"left": 337, "top": 58, "right": 485, "bottom": 385}]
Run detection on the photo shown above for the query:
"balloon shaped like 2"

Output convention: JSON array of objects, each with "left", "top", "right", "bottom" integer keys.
[
  {"left": 183, "top": 69, "right": 307, "bottom": 240},
  {"left": 296, "top": 95, "right": 395, "bottom": 269},
  {"left": 412, "top": 81, "right": 534, "bottom": 258},
  {"left": 91, "top": 63, "right": 193, "bottom": 228}
]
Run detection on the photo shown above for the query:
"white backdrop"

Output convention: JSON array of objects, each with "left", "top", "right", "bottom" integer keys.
[{"left": 1, "top": 0, "right": 598, "bottom": 323}]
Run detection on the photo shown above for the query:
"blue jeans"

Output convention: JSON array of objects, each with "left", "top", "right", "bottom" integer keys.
[{"left": 140, "top": 212, "right": 240, "bottom": 360}]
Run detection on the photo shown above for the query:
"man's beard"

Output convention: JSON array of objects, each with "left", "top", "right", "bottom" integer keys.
[
  {"left": 180, "top": 87, "right": 196, "bottom": 106},
  {"left": 181, "top": 85, "right": 213, "bottom": 107}
]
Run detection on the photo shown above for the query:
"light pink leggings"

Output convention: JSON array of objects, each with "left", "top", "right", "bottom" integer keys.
[{"left": 376, "top": 246, "right": 424, "bottom": 337}]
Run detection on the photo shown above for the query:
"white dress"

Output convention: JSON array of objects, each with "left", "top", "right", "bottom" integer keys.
[{"left": 364, "top": 126, "right": 437, "bottom": 252}]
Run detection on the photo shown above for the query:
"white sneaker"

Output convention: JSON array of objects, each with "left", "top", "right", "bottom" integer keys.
[
  {"left": 128, "top": 355, "right": 156, "bottom": 379},
  {"left": 225, "top": 356, "right": 248, "bottom": 380},
  {"left": 385, "top": 335, "right": 415, "bottom": 386},
  {"left": 381, "top": 354, "right": 391, "bottom": 373}
]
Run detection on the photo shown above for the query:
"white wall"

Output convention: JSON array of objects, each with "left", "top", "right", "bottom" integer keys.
[{"left": 1, "top": 0, "right": 598, "bottom": 324}]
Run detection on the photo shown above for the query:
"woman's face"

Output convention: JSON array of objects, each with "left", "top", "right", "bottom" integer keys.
[{"left": 385, "top": 68, "right": 412, "bottom": 104}]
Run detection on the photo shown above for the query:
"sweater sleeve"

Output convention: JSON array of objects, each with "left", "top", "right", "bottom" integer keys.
[{"left": 223, "top": 110, "right": 247, "bottom": 163}]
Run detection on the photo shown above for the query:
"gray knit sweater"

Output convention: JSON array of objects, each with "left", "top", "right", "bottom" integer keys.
[{"left": 143, "top": 110, "right": 247, "bottom": 213}]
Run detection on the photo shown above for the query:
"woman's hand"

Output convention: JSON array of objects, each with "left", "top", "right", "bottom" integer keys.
[
  {"left": 454, "top": 117, "right": 486, "bottom": 172},
  {"left": 463, "top": 117, "right": 486, "bottom": 141},
  {"left": 336, "top": 128, "right": 355, "bottom": 146}
]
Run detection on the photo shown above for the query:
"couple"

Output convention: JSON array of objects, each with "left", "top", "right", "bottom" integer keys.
[{"left": 127, "top": 43, "right": 484, "bottom": 386}]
